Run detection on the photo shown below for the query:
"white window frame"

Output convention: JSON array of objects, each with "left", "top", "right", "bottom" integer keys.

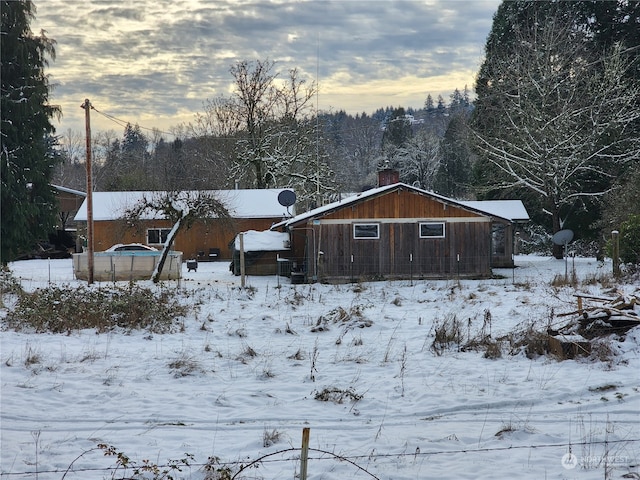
[
  {"left": 353, "top": 223, "right": 380, "bottom": 239},
  {"left": 419, "top": 222, "right": 445, "bottom": 238},
  {"left": 147, "top": 227, "right": 172, "bottom": 245}
]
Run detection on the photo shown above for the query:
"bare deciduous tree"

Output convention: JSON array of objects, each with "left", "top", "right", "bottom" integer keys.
[
  {"left": 187, "top": 59, "right": 335, "bottom": 206},
  {"left": 123, "top": 191, "right": 230, "bottom": 283},
  {"left": 473, "top": 8, "right": 640, "bottom": 257},
  {"left": 395, "top": 129, "right": 441, "bottom": 191},
  {"left": 52, "top": 129, "right": 86, "bottom": 190}
]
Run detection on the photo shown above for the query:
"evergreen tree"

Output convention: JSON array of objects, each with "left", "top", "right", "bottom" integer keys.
[
  {"left": 436, "top": 95, "right": 446, "bottom": 115},
  {"left": 121, "top": 123, "right": 148, "bottom": 163},
  {"left": 1, "top": 0, "right": 61, "bottom": 263},
  {"left": 99, "top": 124, "right": 152, "bottom": 190},
  {"left": 462, "top": 85, "right": 470, "bottom": 109},
  {"left": 449, "top": 89, "right": 464, "bottom": 112},
  {"left": 434, "top": 113, "right": 472, "bottom": 198},
  {"left": 381, "top": 107, "right": 412, "bottom": 150},
  {"left": 424, "top": 94, "right": 435, "bottom": 114}
]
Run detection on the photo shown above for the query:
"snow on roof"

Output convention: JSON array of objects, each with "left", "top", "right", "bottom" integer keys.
[
  {"left": 460, "top": 200, "right": 530, "bottom": 222},
  {"left": 272, "top": 183, "right": 529, "bottom": 229},
  {"left": 74, "top": 189, "right": 294, "bottom": 221},
  {"left": 52, "top": 184, "right": 86, "bottom": 197},
  {"left": 271, "top": 183, "right": 404, "bottom": 229},
  {"left": 233, "top": 230, "right": 290, "bottom": 252}
]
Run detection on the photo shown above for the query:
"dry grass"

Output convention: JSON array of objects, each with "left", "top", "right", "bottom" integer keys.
[
  {"left": 431, "top": 314, "right": 463, "bottom": 355},
  {"left": 168, "top": 352, "right": 202, "bottom": 377},
  {"left": 314, "top": 386, "right": 363, "bottom": 404},
  {"left": 262, "top": 427, "right": 283, "bottom": 447}
]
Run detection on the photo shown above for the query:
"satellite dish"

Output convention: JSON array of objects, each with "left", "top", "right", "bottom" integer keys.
[
  {"left": 277, "top": 190, "right": 296, "bottom": 208},
  {"left": 552, "top": 229, "right": 574, "bottom": 278},
  {"left": 552, "top": 229, "right": 574, "bottom": 246}
]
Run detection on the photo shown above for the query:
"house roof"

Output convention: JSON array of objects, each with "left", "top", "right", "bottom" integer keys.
[
  {"left": 52, "top": 184, "right": 86, "bottom": 197},
  {"left": 74, "top": 189, "right": 294, "bottom": 222},
  {"left": 233, "top": 230, "right": 291, "bottom": 252},
  {"left": 272, "top": 183, "right": 529, "bottom": 229},
  {"left": 460, "top": 200, "right": 530, "bottom": 223}
]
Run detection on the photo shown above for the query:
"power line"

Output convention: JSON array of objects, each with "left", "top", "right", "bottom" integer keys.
[{"left": 91, "top": 106, "right": 177, "bottom": 138}]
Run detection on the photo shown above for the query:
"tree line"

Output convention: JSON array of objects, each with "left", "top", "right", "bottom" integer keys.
[
  {"left": 2, "top": 0, "right": 639, "bottom": 265},
  {"left": 53, "top": 89, "right": 470, "bottom": 203}
]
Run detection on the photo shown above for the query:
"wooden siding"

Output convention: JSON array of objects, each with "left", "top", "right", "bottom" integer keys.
[
  {"left": 322, "top": 189, "right": 484, "bottom": 221},
  {"left": 309, "top": 221, "right": 492, "bottom": 281},
  {"left": 84, "top": 217, "right": 279, "bottom": 260}
]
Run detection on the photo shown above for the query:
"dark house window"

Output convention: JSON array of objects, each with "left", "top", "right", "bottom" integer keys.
[
  {"left": 492, "top": 223, "right": 506, "bottom": 255},
  {"left": 419, "top": 222, "right": 445, "bottom": 238},
  {"left": 353, "top": 223, "right": 380, "bottom": 239},
  {"left": 147, "top": 228, "right": 172, "bottom": 245}
]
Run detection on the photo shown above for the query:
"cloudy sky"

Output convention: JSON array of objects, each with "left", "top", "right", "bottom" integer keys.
[{"left": 32, "top": 0, "right": 501, "bottom": 138}]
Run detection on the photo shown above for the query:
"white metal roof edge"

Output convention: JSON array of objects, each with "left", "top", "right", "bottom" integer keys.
[{"left": 52, "top": 184, "right": 87, "bottom": 197}]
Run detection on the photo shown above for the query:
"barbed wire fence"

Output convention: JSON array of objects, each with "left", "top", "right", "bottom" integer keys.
[{"left": 1, "top": 433, "right": 638, "bottom": 479}]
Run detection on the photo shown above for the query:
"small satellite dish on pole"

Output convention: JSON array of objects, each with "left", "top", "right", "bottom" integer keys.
[
  {"left": 552, "top": 229, "right": 574, "bottom": 247},
  {"left": 277, "top": 189, "right": 296, "bottom": 216},
  {"left": 552, "top": 229, "right": 574, "bottom": 280}
]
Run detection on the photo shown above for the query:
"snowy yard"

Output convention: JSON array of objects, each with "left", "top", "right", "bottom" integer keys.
[{"left": 1, "top": 256, "right": 639, "bottom": 480}]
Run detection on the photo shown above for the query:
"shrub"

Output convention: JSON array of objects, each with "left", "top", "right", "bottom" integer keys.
[
  {"left": 483, "top": 340, "right": 503, "bottom": 359},
  {"left": 5, "top": 284, "right": 188, "bottom": 333},
  {"left": 517, "top": 223, "right": 552, "bottom": 255},
  {"left": 0, "top": 267, "right": 23, "bottom": 297},
  {"left": 619, "top": 214, "right": 640, "bottom": 265},
  {"left": 505, "top": 324, "right": 549, "bottom": 359},
  {"left": 314, "top": 386, "right": 363, "bottom": 404}
]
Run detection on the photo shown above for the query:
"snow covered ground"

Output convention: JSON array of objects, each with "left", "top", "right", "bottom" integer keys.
[{"left": 1, "top": 256, "right": 639, "bottom": 480}]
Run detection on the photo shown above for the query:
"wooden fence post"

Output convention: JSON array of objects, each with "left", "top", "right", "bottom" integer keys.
[
  {"left": 612, "top": 230, "right": 620, "bottom": 278},
  {"left": 240, "top": 232, "right": 246, "bottom": 288},
  {"left": 300, "top": 427, "right": 310, "bottom": 480}
]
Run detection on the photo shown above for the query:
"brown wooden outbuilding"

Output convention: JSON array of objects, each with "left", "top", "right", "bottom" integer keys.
[
  {"left": 52, "top": 184, "right": 86, "bottom": 231},
  {"left": 271, "top": 183, "right": 528, "bottom": 283}
]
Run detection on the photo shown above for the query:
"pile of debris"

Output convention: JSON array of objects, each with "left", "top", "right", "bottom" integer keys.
[{"left": 549, "top": 293, "right": 639, "bottom": 359}]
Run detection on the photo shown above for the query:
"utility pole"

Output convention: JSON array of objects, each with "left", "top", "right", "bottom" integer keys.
[{"left": 81, "top": 99, "right": 94, "bottom": 284}]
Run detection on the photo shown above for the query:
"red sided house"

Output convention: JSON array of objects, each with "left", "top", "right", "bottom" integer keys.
[{"left": 271, "top": 182, "right": 528, "bottom": 283}]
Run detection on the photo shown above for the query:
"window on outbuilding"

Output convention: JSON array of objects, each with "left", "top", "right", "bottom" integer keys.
[
  {"left": 419, "top": 222, "right": 445, "bottom": 238},
  {"left": 492, "top": 223, "right": 506, "bottom": 255},
  {"left": 147, "top": 228, "right": 172, "bottom": 245},
  {"left": 353, "top": 223, "right": 380, "bottom": 239}
]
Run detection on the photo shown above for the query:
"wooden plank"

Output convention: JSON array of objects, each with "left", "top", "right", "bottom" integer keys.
[{"left": 574, "top": 294, "right": 618, "bottom": 302}]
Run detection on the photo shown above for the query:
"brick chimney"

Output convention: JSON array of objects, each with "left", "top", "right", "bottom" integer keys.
[{"left": 378, "top": 168, "right": 400, "bottom": 187}]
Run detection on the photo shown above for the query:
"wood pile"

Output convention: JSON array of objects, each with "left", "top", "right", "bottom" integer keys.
[{"left": 549, "top": 293, "right": 639, "bottom": 359}]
